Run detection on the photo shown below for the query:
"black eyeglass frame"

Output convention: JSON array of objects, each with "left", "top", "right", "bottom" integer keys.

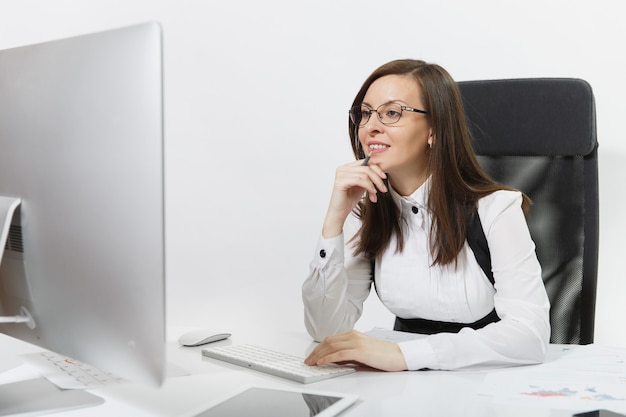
[{"left": 349, "top": 103, "right": 428, "bottom": 127}]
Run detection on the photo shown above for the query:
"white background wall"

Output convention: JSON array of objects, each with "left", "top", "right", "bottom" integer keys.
[{"left": 1, "top": 0, "right": 624, "bottom": 346}]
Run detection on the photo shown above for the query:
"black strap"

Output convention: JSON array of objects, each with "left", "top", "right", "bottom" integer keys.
[
  {"left": 394, "top": 308, "right": 499, "bottom": 335},
  {"left": 464, "top": 206, "right": 495, "bottom": 285}
]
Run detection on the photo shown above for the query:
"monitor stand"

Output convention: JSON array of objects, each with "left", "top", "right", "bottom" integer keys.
[
  {"left": 0, "top": 377, "right": 104, "bottom": 416},
  {"left": 1, "top": 196, "right": 104, "bottom": 414},
  {"left": 0, "top": 196, "right": 34, "bottom": 328}
]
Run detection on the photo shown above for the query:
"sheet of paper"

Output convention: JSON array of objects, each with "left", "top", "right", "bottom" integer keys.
[
  {"left": 479, "top": 345, "right": 626, "bottom": 413},
  {"left": 20, "top": 352, "right": 126, "bottom": 390}
]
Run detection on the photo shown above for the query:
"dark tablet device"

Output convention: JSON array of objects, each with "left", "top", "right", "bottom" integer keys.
[
  {"left": 194, "top": 387, "right": 358, "bottom": 417},
  {"left": 573, "top": 410, "right": 626, "bottom": 417}
]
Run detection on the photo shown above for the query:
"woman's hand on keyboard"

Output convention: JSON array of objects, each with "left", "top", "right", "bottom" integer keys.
[{"left": 304, "top": 329, "right": 407, "bottom": 372}]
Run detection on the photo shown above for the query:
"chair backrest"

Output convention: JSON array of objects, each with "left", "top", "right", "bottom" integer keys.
[{"left": 458, "top": 78, "right": 599, "bottom": 345}]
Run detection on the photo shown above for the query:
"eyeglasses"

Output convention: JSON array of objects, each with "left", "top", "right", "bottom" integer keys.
[{"left": 349, "top": 102, "right": 428, "bottom": 126}]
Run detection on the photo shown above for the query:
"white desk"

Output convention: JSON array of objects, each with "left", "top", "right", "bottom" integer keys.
[{"left": 1, "top": 323, "right": 625, "bottom": 417}]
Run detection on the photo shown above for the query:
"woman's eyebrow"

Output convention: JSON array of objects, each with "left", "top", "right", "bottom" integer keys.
[{"left": 361, "top": 99, "right": 407, "bottom": 108}]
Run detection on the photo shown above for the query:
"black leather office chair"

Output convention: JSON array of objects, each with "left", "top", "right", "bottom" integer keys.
[{"left": 458, "top": 78, "right": 598, "bottom": 345}]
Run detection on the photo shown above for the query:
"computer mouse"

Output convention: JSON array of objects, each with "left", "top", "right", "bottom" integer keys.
[{"left": 178, "top": 329, "right": 232, "bottom": 347}]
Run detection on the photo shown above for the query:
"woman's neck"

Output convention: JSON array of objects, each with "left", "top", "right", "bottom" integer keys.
[{"left": 388, "top": 172, "right": 430, "bottom": 197}]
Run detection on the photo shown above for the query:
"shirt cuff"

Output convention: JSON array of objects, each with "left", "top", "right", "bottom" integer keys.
[
  {"left": 311, "top": 233, "right": 345, "bottom": 268},
  {"left": 397, "top": 338, "right": 439, "bottom": 370}
]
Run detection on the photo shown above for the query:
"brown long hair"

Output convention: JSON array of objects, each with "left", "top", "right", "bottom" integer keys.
[{"left": 349, "top": 59, "right": 530, "bottom": 266}]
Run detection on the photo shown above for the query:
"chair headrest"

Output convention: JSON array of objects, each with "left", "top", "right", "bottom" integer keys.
[{"left": 459, "top": 78, "right": 597, "bottom": 157}]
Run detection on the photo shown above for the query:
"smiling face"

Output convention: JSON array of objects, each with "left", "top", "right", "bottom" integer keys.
[{"left": 358, "top": 74, "right": 432, "bottom": 195}]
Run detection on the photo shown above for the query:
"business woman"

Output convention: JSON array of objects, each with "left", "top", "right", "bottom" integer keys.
[{"left": 302, "top": 59, "right": 550, "bottom": 371}]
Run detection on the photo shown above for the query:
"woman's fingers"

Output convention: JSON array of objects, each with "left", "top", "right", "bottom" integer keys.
[
  {"left": 304, "top": 331, "right": 359, "bottom": 365},
  {"left": 304, "top": 330, "right": 407, "bottom": 372},
  {"left": 322, "top": 161, "right": 388, "bottom": 238},
  {"left": 336, "top": 163, "right": 387, "bottom": 198}
]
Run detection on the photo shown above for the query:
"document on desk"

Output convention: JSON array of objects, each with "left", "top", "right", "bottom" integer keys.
[
  {"left": 478, "top": 345, "right": 626, "bottom": 413},
  {"left": 19, "top": 352, "right": 126, "bottom": 390}
]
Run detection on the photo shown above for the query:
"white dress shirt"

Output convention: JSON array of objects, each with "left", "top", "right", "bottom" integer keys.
[{"left": 302, "top": 178, "right": 551, "bottom": 370}]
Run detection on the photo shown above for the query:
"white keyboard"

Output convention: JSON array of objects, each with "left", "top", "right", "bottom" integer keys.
[{"left": 201, "top": 344, "right": 356, "bottom": 384}]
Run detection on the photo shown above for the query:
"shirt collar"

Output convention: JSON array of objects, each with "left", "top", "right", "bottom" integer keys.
[{"left": 389, "top": 176, "right": 432, "bottom": 210}]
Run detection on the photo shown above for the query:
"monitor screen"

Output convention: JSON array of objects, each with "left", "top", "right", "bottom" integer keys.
[{"left": 0, "top": 22, "right": 165, "bottom": 388}]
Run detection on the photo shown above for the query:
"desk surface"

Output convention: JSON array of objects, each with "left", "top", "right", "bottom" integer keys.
[{"left": 1, "top": 323, "right": 625, "bottom": 417}]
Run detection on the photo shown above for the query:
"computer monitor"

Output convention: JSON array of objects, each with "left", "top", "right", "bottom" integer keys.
[{"left": 0, "top": 21, "right": 165, "bottom": 395}]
